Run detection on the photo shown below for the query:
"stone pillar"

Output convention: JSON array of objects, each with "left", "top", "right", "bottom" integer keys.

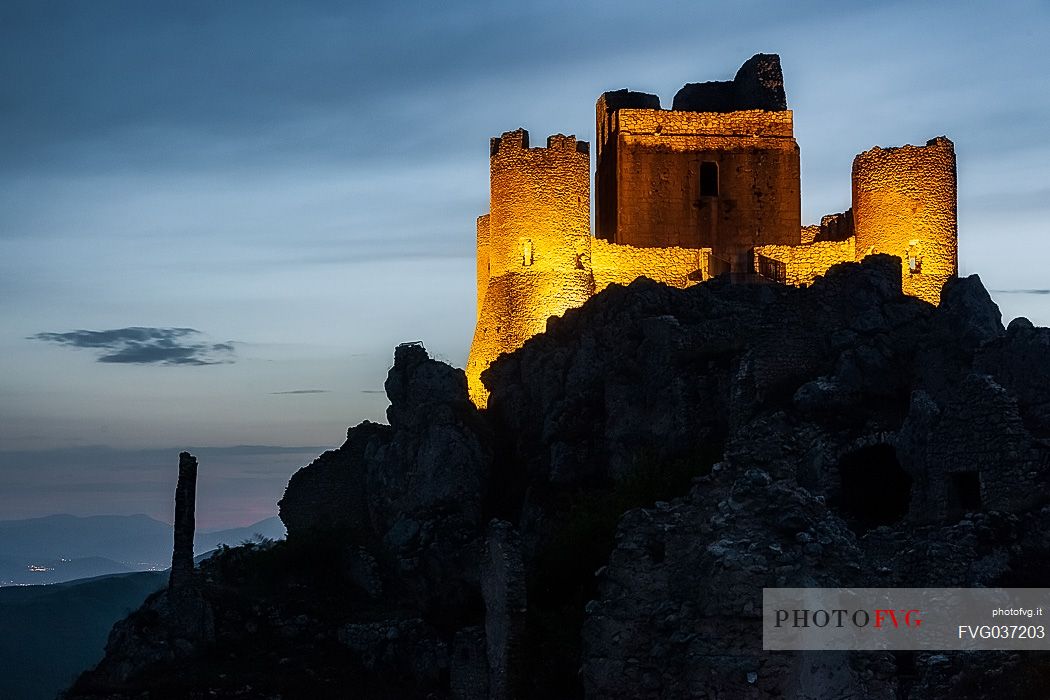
[{"left": 169, "top": 451, "right": 198, "bottom": 590}]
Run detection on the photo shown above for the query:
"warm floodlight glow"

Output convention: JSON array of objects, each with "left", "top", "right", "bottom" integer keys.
[{"left": 467, "top": 81, "right": 957, "bottom": 407}]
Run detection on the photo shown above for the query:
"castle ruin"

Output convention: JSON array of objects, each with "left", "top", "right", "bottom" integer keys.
[{"left": 467, "top": 54, "right": 958, "bottom": 405}]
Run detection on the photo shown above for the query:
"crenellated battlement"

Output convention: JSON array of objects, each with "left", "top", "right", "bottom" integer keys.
[
  {"left": 490, "top": 129, "right": 589, "bottom": 158},
  {"left": 490, "top": 128, "right": 529, "bottom": 156}
]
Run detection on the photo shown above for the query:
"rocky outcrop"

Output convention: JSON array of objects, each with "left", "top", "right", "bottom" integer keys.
[
  {"left": 72, "top": 453, "right": 215, "bottom": 692},
  {"left": 976, "top": 317, "right": 1050, "bottom": 437},
  {"left": 277, "top": 420, "right": 389, "bottom": 535},
  {"left": 68, "top": 257, "right": 1050, "bottom": 699},
  {"left": 481, "top": 520, "right": 526, "bottom": 699},
  {"left": 581, "top": 467, "right": 879, "bottom": 699},
  {"left": 277, "top": 341, "right": 492, "bottom": 621}
]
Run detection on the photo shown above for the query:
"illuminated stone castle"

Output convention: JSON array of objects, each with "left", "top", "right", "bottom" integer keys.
[{"left": 467, "top": 54, "right": 958, "bottom": 405}]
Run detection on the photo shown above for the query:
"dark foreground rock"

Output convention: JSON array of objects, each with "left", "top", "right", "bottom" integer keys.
[{"left": 68, "top": 257, "right": 1050, "bottom": 699}]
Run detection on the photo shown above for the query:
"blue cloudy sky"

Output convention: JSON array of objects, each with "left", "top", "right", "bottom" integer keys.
[{"left": 1, "top": 1, "right": 1048, "bottom": 527}]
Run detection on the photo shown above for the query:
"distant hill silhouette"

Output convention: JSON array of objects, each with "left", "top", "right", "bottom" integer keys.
[
  {"left": 0, "top": 570, "right": 165, "bottom": 700},
  {"left": 0, "top": 514, "right": 285, "bottom": 585}
]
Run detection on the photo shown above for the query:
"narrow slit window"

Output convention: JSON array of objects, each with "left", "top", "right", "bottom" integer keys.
[
  {"left": 521, "top": 239, "right": 533, "bottom": 267},
  {"left": 700, "top": 161, "right": 719, "bottom": 197}
]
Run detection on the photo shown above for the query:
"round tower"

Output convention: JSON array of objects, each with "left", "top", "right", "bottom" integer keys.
[
  {"left": 487, "top": 129, "right": 591, "bottom": 277},
  {"left": 852, "top": 137, "right": 957, "bottom": 305},
  {"left": 467, "top": 129, "right": 594, "bottom": 406}
]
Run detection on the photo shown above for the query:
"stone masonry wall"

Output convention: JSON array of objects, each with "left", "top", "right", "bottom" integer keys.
[
  {"left": 467, "top": 130, "right": 593, "bottom": 406},
  {"left": 487, "top": 130, "right": 590, "bottom": 277},
  {"left": 596, "top": 108, "right": 800, "bottom": 270},
  {"left": 753, "top": 238, "right": 856, "bottom": 286},
  {"left": 476, "top": 214, "right": 489, "bottom": 321},
  {"left": 591, "top": 238, "right": 709, "bottom": 292},
  {"left": 853, "top": 137, "right": 957, "bottom": 305}
]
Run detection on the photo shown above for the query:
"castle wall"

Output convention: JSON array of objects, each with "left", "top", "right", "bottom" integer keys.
[
  {"left": 594, "top": 90, "right": 662, "bottom": 244},
  {"left": 468, "top": 271, "right": 594, "bottom": 406},
  {"left": 752, "top": 238, "right": 856, "bottom": 286},
  {"left": 476, "top": 214, "right": 490, "bottom": 321},
  {"left": 852, "top": 137, "right": 957, "bottom": 305},
  {"left": 591, "top": 238, "right": 709, "bottom": 292},
  {"left": 595, "top": 108, "right": 800, "bottom": 271},
  {"left": 467, "top": 130, "right": 593, "bottom": 406}
]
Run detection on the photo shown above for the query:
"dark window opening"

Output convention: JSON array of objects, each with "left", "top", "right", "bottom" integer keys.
[
  {"left": 837, "top": 444, "right": 912, "bottom": 532},
  {"left": 700, "top": 161, "right": 719, "bottom": 197},
  {"left": 947, "top": 471, "right": 982, "bottom": 519}
]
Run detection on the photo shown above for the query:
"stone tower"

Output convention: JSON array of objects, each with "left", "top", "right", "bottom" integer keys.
[
  {"left": 852, "top": 137, "right": 958, "bottom": 304},
  {"left": 594, "top": 54, "right": 801, "bottom": 271},
  {"left": 466, "top": 130, "right": 593, "bottom": 406}
]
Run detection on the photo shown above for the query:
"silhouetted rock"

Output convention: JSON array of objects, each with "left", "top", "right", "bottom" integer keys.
[
  {"left": 67, "top": 258, "right": 1050, "bottom": 699},
  {"left": 278, "top": 420, "right": 390, "bottom": 536},
  {"left": 169, "top": 452, "right": 197, "bottom": 590},
  {"left": 976, "top": 319, "right": 1050, "bottom": 437},
  {"left": 673, "top": 53, "right": 786, "bottom": 112},
  {"left": 72, "top": 454, "right": 215, "bottom": 693},
  {"left": 939, "top": 273, "right": 1004, "bottom": 346}
]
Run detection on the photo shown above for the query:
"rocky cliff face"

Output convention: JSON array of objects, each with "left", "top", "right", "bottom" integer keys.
[{"left": 68, "top": 256, "right": 1050, "bottom": 699}]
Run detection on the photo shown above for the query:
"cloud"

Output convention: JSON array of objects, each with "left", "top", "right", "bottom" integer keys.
[
  {"left": 269, "top": 389, "right": 328, "bottom": 395},
  {"left": 29, "top": 327, "right": 236, "bottom": 365},
  {"left": 991, "top": 289, "right": 1050, "bottom": 295}
]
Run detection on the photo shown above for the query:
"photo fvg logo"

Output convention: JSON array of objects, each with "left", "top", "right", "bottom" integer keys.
[
  {"left": 764, "top": 588, "right": 1050, "bottom": 650},
  {"left": 774, "top": 608, "right": 923, "bottom": 629}
]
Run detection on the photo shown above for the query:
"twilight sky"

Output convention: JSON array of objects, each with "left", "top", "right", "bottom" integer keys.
[{"left": 2, "top": 0, "right": 1048, "bottom": 528}]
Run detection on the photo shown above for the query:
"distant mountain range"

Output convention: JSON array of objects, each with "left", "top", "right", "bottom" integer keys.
[{"left": 0, "top": 513, "right": 286, "bottom": 585}]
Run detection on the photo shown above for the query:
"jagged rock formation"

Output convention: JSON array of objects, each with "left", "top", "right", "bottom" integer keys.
[{"left": 68, "top": 258, "right": 1050, "bottom": 699}]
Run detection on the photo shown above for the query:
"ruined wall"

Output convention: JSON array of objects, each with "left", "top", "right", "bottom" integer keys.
[
  {"left": 591, "top": 238, "right": 709, "bottom": 292},
  {"left": 467, "top": 130, "right": 593, "bottom": 406},
  {"left": 594, "top": 108, "right": 800, "bottom": 271},
  {"left": 800, "top": 225, "right": 820, "bottom": 245},
  {"left": 753, "top": 238, "right": 856, "bottom": 286},
  {"left": 852, "top": 137, "right": 957, "bottom": 305},
  {"left": 817, "top": 210, "right": 854, "bottom": 242},
  {"left": 672, "top": 53, "right": 787, "bottom": 113}
]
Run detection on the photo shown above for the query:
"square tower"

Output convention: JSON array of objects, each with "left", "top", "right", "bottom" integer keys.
[{"left": 595, "top": 54, "right": 802, "bottom": 272}]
